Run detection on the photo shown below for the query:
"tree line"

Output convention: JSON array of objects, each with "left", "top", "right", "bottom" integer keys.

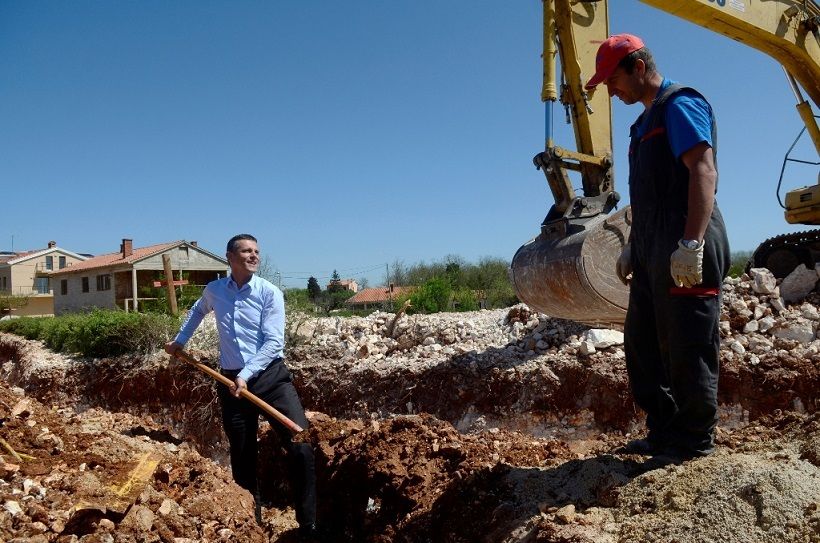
[{"left": 283, "top": 256, "right": 519, "bottom": 315}]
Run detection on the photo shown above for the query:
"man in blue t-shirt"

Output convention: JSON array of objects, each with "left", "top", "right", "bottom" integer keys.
[{"left": 586, "top": 34, "right": 731, "bottom": 461}]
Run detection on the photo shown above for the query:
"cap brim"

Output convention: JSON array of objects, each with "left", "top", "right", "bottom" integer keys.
[{"left": 585, "top": 73, "right": 605, "bottom": 90}]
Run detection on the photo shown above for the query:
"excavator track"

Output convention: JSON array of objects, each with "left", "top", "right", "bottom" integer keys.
[{"left": 746, "top": 229, "right": 820, "bottom": 278}]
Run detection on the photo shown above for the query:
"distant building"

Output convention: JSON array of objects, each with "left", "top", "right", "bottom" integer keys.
[
  {"left": 345, "top": 284, "right": 414, "bottom": 311},
  {"left": 0, "top": 241, "right": 89, "bottom": 317},
  {"left": 327, "top": 278, "right": 359, "bottom": 293},
  {"left": 51, "top": 239, "right": 227, "bottom": 315}
]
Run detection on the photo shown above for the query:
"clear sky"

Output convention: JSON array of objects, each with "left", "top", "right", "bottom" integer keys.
[{"left": 2, "top": 1, "right": 815, "bottom": 288}]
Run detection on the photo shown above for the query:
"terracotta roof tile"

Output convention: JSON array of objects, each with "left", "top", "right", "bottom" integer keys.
[
  {"left": 51, "top": 241, "right": 183, "bottom": 275},
  {"left": 346, "top": 286, "right": 414, "bottom": 305}
]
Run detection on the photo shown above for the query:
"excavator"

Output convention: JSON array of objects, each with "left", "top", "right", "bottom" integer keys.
[{"left": 510, "top": 0, "right": 820, "bottom": 327}]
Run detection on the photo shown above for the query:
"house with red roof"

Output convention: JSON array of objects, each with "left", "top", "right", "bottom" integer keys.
[
  {"left": 50, "top": 239, "right": 227, "bottom": 315},
  {"left": 0, "top": 241, "right": 89, "bottom": 316},
  {"left": 345, "top": 284, "right": 414, "bottom": 311}
]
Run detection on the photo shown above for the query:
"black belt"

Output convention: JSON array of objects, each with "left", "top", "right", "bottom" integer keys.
[{"left": 220, "top": 357, "right": 282, "bottom": 378}]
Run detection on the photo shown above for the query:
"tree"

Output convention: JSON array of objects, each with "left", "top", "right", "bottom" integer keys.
[
  {"left": 357, "top": 277, "right": 369, "bottom": 290},
  {"left": 327, "top": 269, "right": 343, "bottom": 292},
  {"left": 387, "top": 259, "right": 407, "bottom": 287},
  {"left": 256, "top": 255, "right": 277, "bottom": 284},
  {"left": 318, "top": 289, "right": 354, "bottom": 315},
  {"left": 307, "top": 277, "right": 321, "bottom": 300}
]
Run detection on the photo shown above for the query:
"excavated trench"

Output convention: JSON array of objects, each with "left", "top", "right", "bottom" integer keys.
[{"left": 1, "top": 271, "right": 820, "bottom": 542}]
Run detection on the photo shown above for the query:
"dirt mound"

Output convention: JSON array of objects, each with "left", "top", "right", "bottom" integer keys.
[
  {"left": 1, "top": 271, "right": 819, "bottom": 542},
  {"left": 0, "top": 379, "right": 265, "bottom": 542}
]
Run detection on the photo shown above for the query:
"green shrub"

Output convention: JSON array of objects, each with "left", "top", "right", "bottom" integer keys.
[
  {"left": 0, "top": 310, "right": 179, "bottom": 357},
  {"left": 728, "top": 251, "right": 753, "bottom": 278},
  {"left": 410, "top": 277, "right": 452, "bottom": 314},
  {"left": 452, "top": 287, "right": 479, "bottom": 311},
  {"left": 0, "top": 317, "right": 38, "bottom": 339}
]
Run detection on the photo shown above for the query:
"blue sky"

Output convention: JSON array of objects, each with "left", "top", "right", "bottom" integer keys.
[{"left": 2, "top": 2, "right": 815, "bottom": 288}]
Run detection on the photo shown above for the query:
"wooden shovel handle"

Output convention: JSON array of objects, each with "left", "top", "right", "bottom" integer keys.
[{"left": 172, "top": 349, "right": 304, "bottom": 435}]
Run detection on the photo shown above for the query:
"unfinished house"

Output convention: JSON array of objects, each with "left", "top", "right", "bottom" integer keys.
[
  {"left": 51, "top": 239, "right": 227, "bottom": 315},
  {"left": 0, "top": 241, "right": 89, "bottom": 317}
]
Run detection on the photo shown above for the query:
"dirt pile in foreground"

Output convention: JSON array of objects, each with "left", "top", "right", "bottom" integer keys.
[{"left": 0, "top": 269, "right": 819, "bottom": 542}]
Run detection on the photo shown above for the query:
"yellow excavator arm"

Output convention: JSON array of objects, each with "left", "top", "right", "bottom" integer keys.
[{"left": 511, "top": 0, "right": 820, "bottom": 326}]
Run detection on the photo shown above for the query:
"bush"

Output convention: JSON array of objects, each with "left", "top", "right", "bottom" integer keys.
[
  {"left": 728, "top": 251, "right": 753, "bottom": 278},
  {"left": 0, "top": 310, "right": 180, "bottom": 357},
  {"left": 410, "top": 277, "right": 452, "bottom": 313}
]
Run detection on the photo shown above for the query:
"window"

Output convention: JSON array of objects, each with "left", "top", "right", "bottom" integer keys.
[
  {"left": 35, "top": 277, "right": 49, "bottom": 294},
  {"left": 82, "top": 277, "right": 89, "bottom": 293},
  {"left": 59, "top": 256, "right": 66, "bottom": 269},
  {"left": 45, "top": 256, "right": 53, "bottom": 270},
  {"left": 96, "top": 274, "right": 111, "bottom": 291},
  {"left": 1, "top": 276, "right": 6, "bottom": 290},
  {"left": 60, "top": 279, "right": 68, "bottom": 295}
]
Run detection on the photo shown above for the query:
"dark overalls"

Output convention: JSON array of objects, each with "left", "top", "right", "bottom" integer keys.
[{"left": 625, "top": 84, "right": 730, "bottom": 456}]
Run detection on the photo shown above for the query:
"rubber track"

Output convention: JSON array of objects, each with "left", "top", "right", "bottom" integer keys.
[{"left": 746, "top": 229, "right": 820, "bottom": 276}]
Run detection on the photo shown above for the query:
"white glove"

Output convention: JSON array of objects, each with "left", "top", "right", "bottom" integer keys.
[
  {"left": 670, "top": 240, "right": 704, "bottom": 288},
  {"left": 615, "top": 244, "right": 632, "bottom": 286}
]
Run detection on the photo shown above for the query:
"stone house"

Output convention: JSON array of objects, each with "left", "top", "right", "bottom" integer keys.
[
  {"left": 51, "top": 239, "right": 227, "bottom": 315},
  {"left": 327, "top": 278, "right": 359, "bottom": 293},
  {"left": 0, "top": 241, "right": 89, "bottom": 316}
]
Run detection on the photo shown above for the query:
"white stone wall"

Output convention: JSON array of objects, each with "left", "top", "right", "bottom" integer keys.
[{"left": 54, "top": 272, "right": 117, "bottom": 315}]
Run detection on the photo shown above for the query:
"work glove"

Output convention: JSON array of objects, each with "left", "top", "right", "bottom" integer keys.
[
  {"left": 615, "top": 244, "right": 632, "bottom": 286},
  {"left": 670, "top": 240, "right": 704, "bottom": 288}
]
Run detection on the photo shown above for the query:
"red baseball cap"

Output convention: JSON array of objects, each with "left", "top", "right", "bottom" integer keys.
[{"left": 584, "top": 34, "right": 645, "bottom": 90}]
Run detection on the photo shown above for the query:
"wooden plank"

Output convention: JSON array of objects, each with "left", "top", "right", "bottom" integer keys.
[
  {"left": 152, "top": 280, "right": 189, "bottom": 287},
  {"left": 162, "top": 254, "right": 179, "bottom": 316}
]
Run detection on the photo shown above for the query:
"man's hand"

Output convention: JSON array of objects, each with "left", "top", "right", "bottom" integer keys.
[
  {"left": 232, "top": 377, "right": 247, "bottom": 398},
  {"left": 670, "top": 240, "right": 704, "bottom": 288},
  {"left": 616, "top": 244, "right": 632, "bottom": 286},
  {"left": 164, "top": 341, "right": 183, "bottom": 356}
]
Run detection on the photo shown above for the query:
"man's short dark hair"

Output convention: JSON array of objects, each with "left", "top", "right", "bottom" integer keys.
[
  {"left": 618, "top": 48, "right": 656, "bottom": 75},
  {"left": 227, "top": 234, "right": 257, "bottom": 253}
]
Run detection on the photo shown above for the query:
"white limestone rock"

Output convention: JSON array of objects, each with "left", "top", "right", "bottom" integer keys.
[
  {"left": 780, "top": 264, "right": 819, "bottom": 304},
  {"left": 582, "top": 329, "right": 624, "bottom": 349},
  {"left": 771, "top": 319, "right": 816, "bottom": 345},
  {"left": 758, "top": 316, "right": 776, "bottom": 333},
  {"left": 749, "top": 268, "right": 778, "bottom": 295}
]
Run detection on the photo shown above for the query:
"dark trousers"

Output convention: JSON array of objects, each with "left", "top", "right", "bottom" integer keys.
[
  {"left": 624, "top": 263, "right": 721, "bottom": 456},
  {"left": 218, "top": 360, "right": 317, "bottom": 526}
]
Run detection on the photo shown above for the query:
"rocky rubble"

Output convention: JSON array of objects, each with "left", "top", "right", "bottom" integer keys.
[{"left": 0, "top": 266, "right": 818, "bottom": 541}]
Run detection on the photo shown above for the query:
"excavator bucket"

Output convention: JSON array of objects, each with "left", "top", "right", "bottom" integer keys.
[{"left": 510, "top": 206, "right": 631, "bottom": 328}]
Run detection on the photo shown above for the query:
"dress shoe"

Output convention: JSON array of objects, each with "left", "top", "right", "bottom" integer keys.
[
  {"left": 299, "top": 523, "right": 322, "bottom": 542},
  {"left": 616, "top": 438, "right": 659, "bottom": 455}
]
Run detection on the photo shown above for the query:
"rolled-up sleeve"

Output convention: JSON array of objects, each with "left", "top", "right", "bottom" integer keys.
[{"left": 238, "top": 286, "right": 285, "bottom": 381}]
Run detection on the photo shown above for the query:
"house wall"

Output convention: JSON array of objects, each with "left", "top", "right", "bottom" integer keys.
[
  {"left": 0, "top": 250, "right": 86, "bottom": 317},
  {"left": 13, "top": 296, "right": 54, "bottom": 317},
  {"left": 0, "top": 268, "right": 11, "bottom": 292},
  {"left": 54, "top": 271, "right": 118, "bottom": 315},
  {"left": 133, "top": 247, "right": 228, "bottom": 272},
  {"left": 8, "top": 250, "right": 86, "bottom": 296}
]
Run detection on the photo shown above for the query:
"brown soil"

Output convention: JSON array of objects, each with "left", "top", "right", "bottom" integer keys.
[{"left": 1, "top": 288, "right": 819, "bottom": 542}]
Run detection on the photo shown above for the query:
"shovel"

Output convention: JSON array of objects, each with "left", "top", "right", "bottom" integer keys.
[{"left": 172, "top": 349, "right": 304, "bottom": 435}]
